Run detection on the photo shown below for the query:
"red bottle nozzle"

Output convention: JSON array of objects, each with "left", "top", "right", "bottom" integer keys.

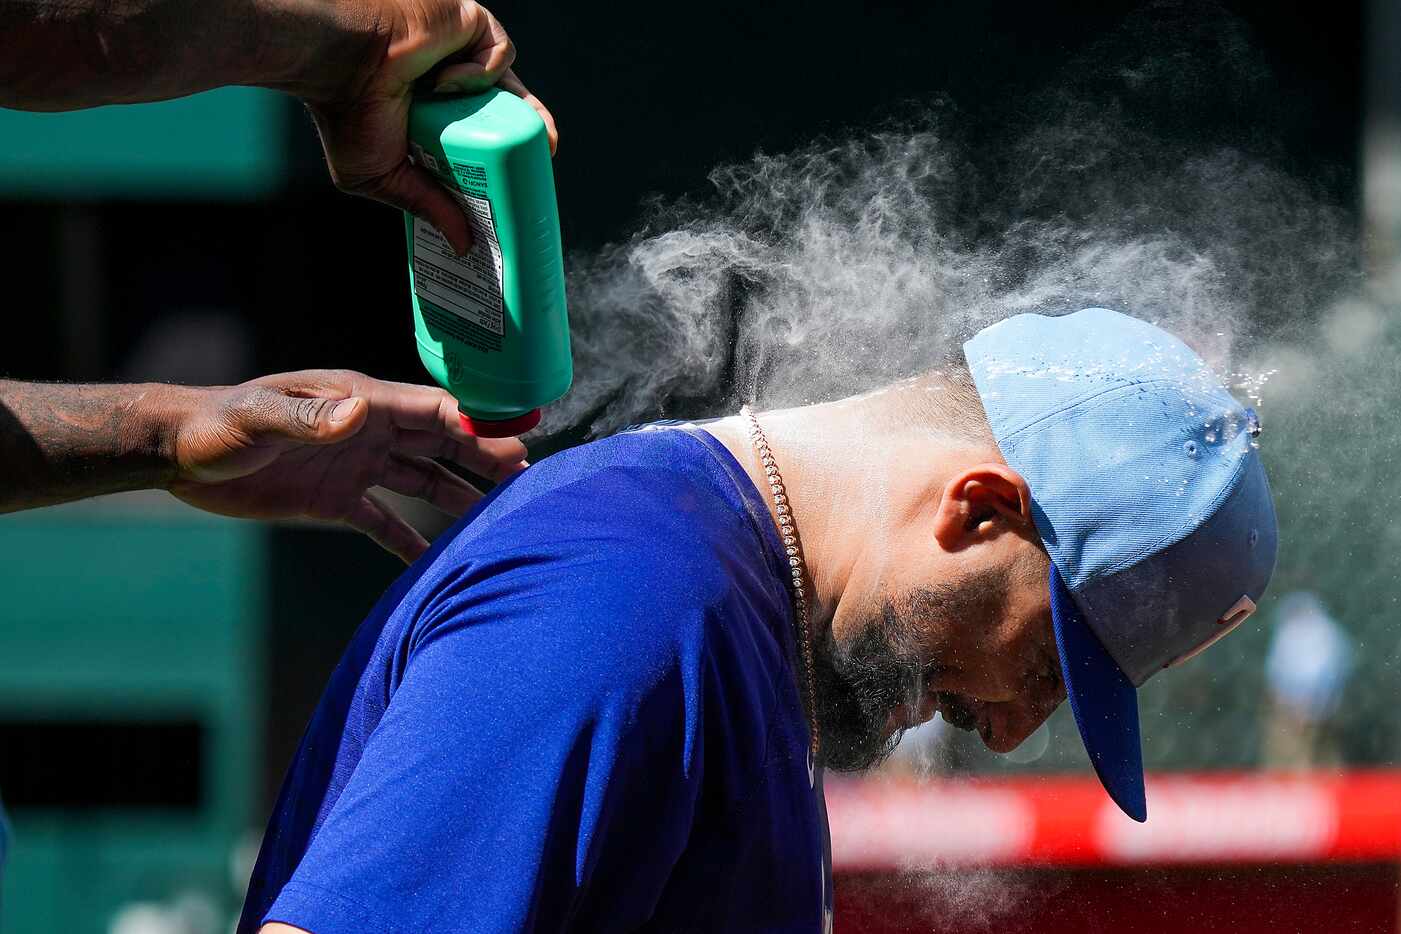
[{"left": 459, "top": 408, "right": 541, "bottom": 438}]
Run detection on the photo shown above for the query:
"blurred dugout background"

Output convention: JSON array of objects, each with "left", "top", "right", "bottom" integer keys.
[{"left": 0, "top": 1, "right": 1397, "bottom": 932}]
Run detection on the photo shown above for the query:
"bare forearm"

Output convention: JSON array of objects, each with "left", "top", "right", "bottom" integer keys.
[
  {"left": 0, "top": 380, "right": 190, "bottom": 512},
  {"left": 0, "top": 0, "right": 380, "bottom": 111}
]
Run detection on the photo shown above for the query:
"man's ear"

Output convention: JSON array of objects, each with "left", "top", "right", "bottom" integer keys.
[{"left": 932, "top": 464, "right": 1034, "bottom": 550}]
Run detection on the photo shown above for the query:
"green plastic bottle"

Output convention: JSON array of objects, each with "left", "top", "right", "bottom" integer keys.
[{"left": 404, "top": 88, "right": 571, "bottom": 437}]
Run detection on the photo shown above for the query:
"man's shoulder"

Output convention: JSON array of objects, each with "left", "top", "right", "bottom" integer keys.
[
  {"left": 406, "top": 428, "right": 790, "bottom": 688},
  {"left": 488, "top": 427, "right": 729, "bottom": 510},
  {"left": 454, "top": 428, "right": 761, "bottom": 578}
]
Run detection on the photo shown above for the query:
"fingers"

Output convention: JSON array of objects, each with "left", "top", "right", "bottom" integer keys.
[
  {"left": 429, "top": 6, "right": 555, "bottom": 157},
  {"left": 381, "top": 452, "right": 485, "bottom": 516},
  {"left": 432, "top": 8, "right": 517, "bottom": 93},
  {"left": 252, "top": 374, "right": 457, "bottom": 437},
  {"left": 379, "top": 159, "right": 474, "bottom": 256},
  {"left": 228, "top": 387, "right": 369, "bottom": 446},
  {"left": 496, "top": 68, "right": 558, "bottom": 155},
  {"left": 303, "top": 2, "right": 540, "bottom": 247},
  {"left": 475, "top": 8, "right": 517, "bottom": 78},
  {"left": 307, "top": 101, "right": 471, "bottom": 253},
  {"left": 394, "top": 430, "right": 528, "bottom": 481},
  {"left": 346, "top": 491, "right": 431, "bottom": 564},
  {"left": 233, "top": 374, "right": 531, "bottom": 481},
  {"left": 307, "top": 96, "right": 473, "bottom": 256},
  {"left": 364, "top": 382, "right": 531, "bottom": 476},
  {"left": 359, "top": 379, "right": 466, "bottom": 434}
]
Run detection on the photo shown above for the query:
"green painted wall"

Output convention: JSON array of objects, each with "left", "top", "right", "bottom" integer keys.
[
  {"left": 0, "top": 502, "right": 265, "bottom": 932},
  {"left": 0, "top": 88, "right": 290, "bottom": 199}
]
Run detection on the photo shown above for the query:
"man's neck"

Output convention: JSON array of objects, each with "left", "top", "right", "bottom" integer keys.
[
  {"left": 708, "top": 395, "right": 983, "bottom": 636},
  {"left": 707, "top": 403, "right": 888, "bottom": 631}
]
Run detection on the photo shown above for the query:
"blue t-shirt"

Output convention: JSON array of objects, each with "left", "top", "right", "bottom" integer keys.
[{"left": 240, "top": 427, "right": 834, "bottom": 933}]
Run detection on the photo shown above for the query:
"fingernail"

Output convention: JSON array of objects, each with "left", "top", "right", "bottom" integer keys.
[{"left": 330, "top": 398, "right": 361, "bottom": 423}]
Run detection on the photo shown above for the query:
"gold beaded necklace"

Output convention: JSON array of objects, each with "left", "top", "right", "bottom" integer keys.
[{"left": 740, "top": 405, "right": 820, "bottom": 757}]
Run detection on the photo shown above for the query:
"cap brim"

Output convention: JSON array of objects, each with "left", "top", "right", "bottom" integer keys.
[{"left": 1050, "top": 564, "right": 1147, "bottom": 822}]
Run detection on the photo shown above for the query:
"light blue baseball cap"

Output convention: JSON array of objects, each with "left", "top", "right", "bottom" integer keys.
[{"left": 963, "top": 308, "right": 1278, "bottom": 822}]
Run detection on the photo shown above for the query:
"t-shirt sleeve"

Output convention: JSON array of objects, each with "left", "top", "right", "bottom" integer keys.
[{"left": 261, "top": 553, "right": 716, "bottom": 934}]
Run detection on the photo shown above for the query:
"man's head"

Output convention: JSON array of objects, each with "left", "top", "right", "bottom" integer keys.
[
  {"left": 801, "top": 366, "right": 1062, "bottom": 772},
  {"left": 774, "top": 309, "right": 1277, "bottom": 821}
]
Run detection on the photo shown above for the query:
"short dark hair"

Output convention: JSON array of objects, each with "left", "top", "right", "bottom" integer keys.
[{"left": 882, "top": 363, "right": 995, "bottom": 446}]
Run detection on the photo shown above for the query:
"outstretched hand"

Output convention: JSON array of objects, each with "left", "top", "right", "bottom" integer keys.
[{"left": 167, "top": 369, "right": 527, "bottom": 562}]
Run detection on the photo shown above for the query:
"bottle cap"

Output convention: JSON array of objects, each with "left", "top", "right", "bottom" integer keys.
[{"left": 459, "top": 408, "right": 541, "bottom": 438}]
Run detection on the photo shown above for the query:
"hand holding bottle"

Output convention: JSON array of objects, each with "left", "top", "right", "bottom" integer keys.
[
  {"left": 300, "top": 1, "right": 559, "bottom": 256},
  {"left": 0, "top": 0, "right": 557, "bottom": 256}
]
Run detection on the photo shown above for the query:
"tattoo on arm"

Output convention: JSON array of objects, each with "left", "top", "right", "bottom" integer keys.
[{"left": 0, "top": 380, "right": 180, "bottom": 513}]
